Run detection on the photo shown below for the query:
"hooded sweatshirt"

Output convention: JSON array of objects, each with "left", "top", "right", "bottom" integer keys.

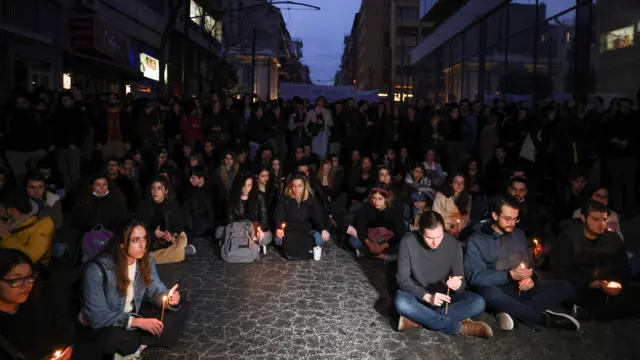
[
  {"left": 464, "top": 220, "right": 533, "bottom": 287},
  {"left": 550, "top": 219, "right": 630, "bottom": 290}
]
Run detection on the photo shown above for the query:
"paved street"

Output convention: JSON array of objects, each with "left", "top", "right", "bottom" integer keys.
[{"left": 146, "top": 235, "right": 640, "bottom": 360}]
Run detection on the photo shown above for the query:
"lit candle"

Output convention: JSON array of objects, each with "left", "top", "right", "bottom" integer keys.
[
  {"left": 281, "top": 222, "right": 286, "bottom": 230},
  {"left": 456, "top": 219, "right": 461, "bottom": 231},
  {"left": 518, "top": 263, "right": 526, "bottom": 295},
  {"left": 161, "top": 295, "right": 168, "bottom": 323},
  {"left": 607, "top": 228, "right": 613, "bottom": 232},
  {"left": 533, "top": 239, "right": 538, "bottom": 246},
  {"left": 52, "top": 350, "right": 62, "bottom": 360},
  {"left": 606, "top": 281, "right": 622, "bottom": 289}
]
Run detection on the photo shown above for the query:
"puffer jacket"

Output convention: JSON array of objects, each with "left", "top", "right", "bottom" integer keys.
[{"left": 0, "top": 215, "right": 54, "bottom": 266}]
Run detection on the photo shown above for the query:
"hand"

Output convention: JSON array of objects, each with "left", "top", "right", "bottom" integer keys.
[
  {"left": 446, "top": 276, "right": 463, "bottom": 291},
  {"left": 423, "top": 292, "right": 451, "bottom": 307},
  {"left": 132, "top": 318, "right": 164, "bottom": 336},
  {"left": 447, "top": 227, "right": 459, "bottom": 238},
  {"left": 321, "top": 230, "right": 330, "bottom": 243},
  {"left": 45, "top": 346, "right": 72, "bottom": 360},
  {"left": 415, "top": 201, "right": 427, "bottom": 211},
  {"left": 510, "top": 265, "right": 532, "bottom": 281},
  {"left": 163, "top": 232, "right": 174, "bottom": 242},
  {"left": 275, "top": 229, "right": 284, "bottom": 239},
  {"left": 601, "top": 281, "right": 622, "bottom": 297},
  {"left": 155, "top": 226, "right": 168, "bottom": 240},
  {"left": 167, "top": 284, "right": 180, "bottom": 305},
  {"left": 518, "top": 278, "right": 535, "bottom": 292},
  {"left": 256, "top": 227, "right": 264, "bottom": 241}
]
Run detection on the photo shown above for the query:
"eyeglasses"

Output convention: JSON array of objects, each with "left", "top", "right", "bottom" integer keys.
[
  {"left": 509, "top": 186, "right": 527, "bottom": 195},
  {"left": 498, "top": 215, "right": 520, "bottom": 224},
  {"left": 1, "top": 274, "right": 37, "bottom": 288}
]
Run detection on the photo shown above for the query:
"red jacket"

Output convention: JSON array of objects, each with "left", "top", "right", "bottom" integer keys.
[{"left": 180, "top": 114, "right": 204, "bottom": 143}]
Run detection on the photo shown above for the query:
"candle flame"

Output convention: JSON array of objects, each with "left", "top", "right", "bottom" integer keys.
[
  {"left": 606, "top": 281, "right": 622, "bottom": 289},
  {"left": 54, "top": 350, "right": 62, "bottom": 358},
  {"left": 163, "top": 295, "right": 168, "bottom": 301},
  {"left": 520, "top": 262, "right": 526, "bottom": 268},
  {"left": 607, "top": 228, "right": 613, "bottom": 232},
  {"left": 533, "top": 239, "right": 538, "bottom": 245},
  {"left": 281, "top": 223, "right": 286, "bottom": 229},
  {"left": 457, "top": 219, "right": 460, "bottom": 223}
]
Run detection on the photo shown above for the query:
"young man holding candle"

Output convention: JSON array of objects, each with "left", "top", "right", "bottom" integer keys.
[
  {"left": 551, "top": 199, "right": 640, "bottom": 321},
  {"left": 465, "top": 195, "right": 580, "bottom": 332},
  {"left": 395, "top": 211, "right": 493, "bottom": 338}
]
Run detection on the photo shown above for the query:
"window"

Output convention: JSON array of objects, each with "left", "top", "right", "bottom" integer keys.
[
  {"left": 602, "top": 26, "right": 634, "bottom": 52},
  {"left": 397, "top": 7, "right": 419, "bottom": 20},
  {"left": 190, "top": 0, "right": 203, "bottom": 25},
  {"left": 204, "top": 15, "right": 222, "bottom": 41},
  {"left": 397, "top": 26, "right": 418, "bottom": 37}
]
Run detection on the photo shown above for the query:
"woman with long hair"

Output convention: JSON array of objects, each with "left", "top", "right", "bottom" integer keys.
[
  {"left": 348, "top": 184, "right": 406, "bottom": 262},
  {"left": 305, "top": 96, "right": 333, "bottom": 159},
  {"left": 315, "top": 158, "right": 348, "bottom": 226},
  {"left": 349, "top": 156, "right": 375, "bottom": 205},
  {"left": 431, "top": 173, "right": 471, "bottom": 238},
  {"left": 0, "top": 249, "right": 73, "bottom": 360},
  {"left": 253, "top": 167, "right": 276, "bottom": 247},
  {"left": 273, "top": 172, "right": 330, "bottom": 260},
  {"left": 81, "top": 220, "right": 188, "bottom": 358},
  {"left": 136, "top": 177, "right": 193, "bottom": 263},
  {"left": 270, "top": 157, "right": 286, "bottom": 194},
  {"left": 247, "top": 103, "right": 269, "bottom": 161}
]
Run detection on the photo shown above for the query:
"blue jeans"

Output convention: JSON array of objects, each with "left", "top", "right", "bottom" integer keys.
[
  {"left": 394, "top": 290, "right": 486, "bottom": 335},
  {"left": 275, "top": 230, "right": 323, "bottom": 247},
  {"left": 475, "top": 280, "right": 572, "bottom": 328},
  {"left": 411, "top": 192, "right": 427, "bottom": 217}
]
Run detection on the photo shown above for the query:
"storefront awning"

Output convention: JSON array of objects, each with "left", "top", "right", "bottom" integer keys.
[{"left": 64, "top": 49, "right": 144, "bottom": 81}]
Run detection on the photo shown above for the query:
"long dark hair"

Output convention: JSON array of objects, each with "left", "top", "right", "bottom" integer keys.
[
  {"left": 440, "top": 173, "right": 470, "bottom": 216},
  {"left": 106, "top": 220, "right": 152, "bottom": 296},
  {"left": 228, "top": 172, "right": 258, "bottom": 214},
  {"left": 0, "top": 249, "right": 38, "bottom": 301}
]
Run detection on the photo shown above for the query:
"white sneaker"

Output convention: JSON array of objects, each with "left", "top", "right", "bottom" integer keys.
[
  {"left": 496, "top": 312, "right": 515, "bottom": 331},
  {"left": 185, "top": 244, "right": 196, "bottom": 256},
  {"left": 114, "top": 345, "right": 147, "bottom": 360},
  {"left": 355, "top": 249, "right": 364, "bottom": 258}
]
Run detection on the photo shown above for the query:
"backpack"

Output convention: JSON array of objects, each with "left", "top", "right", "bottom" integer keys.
[
  {"left": 80, "top": 224, "right": 113, "bottom": 265},
  {"left": 220, "top": 221, "right": 260, "bottom": 263}
]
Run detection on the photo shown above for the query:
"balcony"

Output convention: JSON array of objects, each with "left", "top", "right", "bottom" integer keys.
[{"left": 420, "top": 0, "right": 470, "bottom": 23}]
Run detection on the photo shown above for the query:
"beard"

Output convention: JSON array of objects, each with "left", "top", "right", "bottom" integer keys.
[{"left": 496, "top": 222, "right": 514, "bottom": 234}]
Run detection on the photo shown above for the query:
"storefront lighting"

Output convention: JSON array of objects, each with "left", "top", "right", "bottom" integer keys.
[
  {"left": 125, "top": 84, "right": 131, "bottom": 94},
  {"left": 62, "top": 73, "right": 71, "bottom": 89}
]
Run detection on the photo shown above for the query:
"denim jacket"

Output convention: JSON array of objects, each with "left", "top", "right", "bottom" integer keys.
[{"left": 82, "top": 254, "right": 170, "bottom": 329}]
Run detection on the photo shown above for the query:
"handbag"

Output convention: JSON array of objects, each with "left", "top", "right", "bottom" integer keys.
[{"left": 367, "top": 227, "right": 394, "bottom": 244}]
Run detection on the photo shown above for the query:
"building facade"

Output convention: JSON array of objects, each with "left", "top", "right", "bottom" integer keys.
[
  {"left": 412, "top": 0, "right": 638, "bottom": 105},
  {"left": 351, "top": 0, "right": 431, "bottom": 102},
  {"left": 334, "top": 13, "right": 360, "bottom": 86}
]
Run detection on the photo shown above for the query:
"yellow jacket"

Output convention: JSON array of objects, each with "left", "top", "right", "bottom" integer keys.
[{"left": 0, "top": 216, "right": 55, "bottom": 265}]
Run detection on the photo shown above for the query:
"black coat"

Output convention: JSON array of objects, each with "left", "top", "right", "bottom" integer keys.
[
  {"left": 273, "top": 195, "right": 326, "bottom": 259},
  {"left": 136, "top": 198, "right": 183, "bottom": 235},
  {"left": 182, "top": 186, "right": 215, "bottom": 237},
  {"left": 72, "top": 192, "right": 129, "bottom": 232}
]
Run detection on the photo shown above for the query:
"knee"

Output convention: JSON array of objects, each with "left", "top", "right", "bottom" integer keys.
[
  {"left": 467, "top": 293, "right": 487, "bottom": 314},
  {"left": 394, "top": 292, "right": 416, "bottom": 315},
  {"left": 476, "top": 285, "right": 502, "bottom": 300},
  {"left": 348, "top": 235, "right": 361, "bottom": 249}
]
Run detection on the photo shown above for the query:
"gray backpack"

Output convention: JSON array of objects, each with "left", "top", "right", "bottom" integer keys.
[{"left": 220, "top": 221, "right": 260, "bottom": 263}]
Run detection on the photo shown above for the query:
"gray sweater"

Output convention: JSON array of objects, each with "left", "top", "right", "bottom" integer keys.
[{"left": 396, "top": 231, "right": 466, "bottom": 299}]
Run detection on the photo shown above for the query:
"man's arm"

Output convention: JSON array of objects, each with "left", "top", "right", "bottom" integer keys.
[{"left": 396, "top": 236, "right": 428, "bottom": 299}]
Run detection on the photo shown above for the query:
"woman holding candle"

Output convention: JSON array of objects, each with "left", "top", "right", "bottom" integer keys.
[
  {"left": 348, "top": 184, "right": 407, "bottom": 262},
  {"left": 273, "top": 172, "right": 330, "bottom": 260},
  {"left": 432, "top": 174, "right": 471, "bottom": 238},
  {"left": 81, "top": 220, "right": 188, "bottom": 358},
  {"left": 0, "top": 249, "right": 73, "bottom": 360}
]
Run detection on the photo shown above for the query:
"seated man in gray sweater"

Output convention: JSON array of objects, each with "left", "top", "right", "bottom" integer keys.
[
  {"left": 465, "top": 194, "right": 579, "bottom": 332},
  {"left": 395, "top": 211, "right": 493, "bottom": 338}
]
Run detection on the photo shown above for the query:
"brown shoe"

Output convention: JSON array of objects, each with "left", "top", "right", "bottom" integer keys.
[
  {"left": 397, "top": 316, "right": 420, "bottom": 331},
  {"left": 459, "top": 319, "right": 493, "bottom": 339}
]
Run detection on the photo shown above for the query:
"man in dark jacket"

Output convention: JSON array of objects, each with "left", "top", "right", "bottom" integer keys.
[
  {"left": 507, "top": 177, "right": 544, "bottom": 242},
  {"left": 52, "top": 91, "right": 88, "bottom": 191},
  {"left": 182, "top": 166, "right": 215, "bottom": 248},
  {"left": 4, "top": 94, "right": 49, "bottom": 185},
  {"left": 95, "top": 93, "right": 131, "bottom": 159},
  {"left": 551, "top": 200, "right": 640, "bottom": 321},
  {"left": 465, "top": 195, "right": 579, "bottom": 332}
]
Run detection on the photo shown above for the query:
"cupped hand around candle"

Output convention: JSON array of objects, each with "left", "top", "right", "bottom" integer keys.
[
  {"left": 168, "top": 284, "right": 180, "bottom": 306},
  {"left": 518, "top": 278, "right": 535, "bottom": 292},
  {"left": 601, "top": 281, "right": 622, "bottom": 296},
  {"left": 510, "top": 265, "right": 532, "bottom": 280},
  {"left": 46, "top": 346, "right": 72, "bottom": 360}
]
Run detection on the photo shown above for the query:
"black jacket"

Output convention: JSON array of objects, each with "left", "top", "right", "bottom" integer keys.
[
  {"left": 256, "top": 186, "right": 276, "bottom": 231},
  {"left": 182, "top": 186, "right": 215, "bottom": 237},
  {"left": 226, "top": 197, "right": 257, "bottom": 226},
  {"left": 551, "top": 219, "right": 631, "bottom": 289},
  {"left": 354, "top": 202, "right": 407, "bottom": 245},
  {"left": 95, "top": 107, "right": 133, "bottom": 145},
  {"left": 246, "top": 116, "right": 269, "bottom": 144},
  {"left": 273, "top": 194, "right": 326, "bottom": 259},
  {"left": 6, "top": 109, "right": 51, "bottom": 152},
  {"left": 136, "top": 198, "right": 183, "bottom": 235},
  {"left": 72, "top": 192, "right": 129, "bottom": 232}
]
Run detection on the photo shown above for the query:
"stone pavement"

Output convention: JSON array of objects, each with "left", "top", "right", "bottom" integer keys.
[{"left": 145, "top": 237, "right": 640, "bottom": 360}]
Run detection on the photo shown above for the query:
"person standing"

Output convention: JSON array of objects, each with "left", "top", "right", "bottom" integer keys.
[
  {"left": 395, "top": 211, "right": 492, "bottom": 338},
  {"left": 52, "top": 91, "right": 88, "bottom": 192},
  {"left": 305, "top": 96, "right": 333, "bottom": 160},
  {"left": 96, "top": 93, "right": 131, "bottom": 159}
]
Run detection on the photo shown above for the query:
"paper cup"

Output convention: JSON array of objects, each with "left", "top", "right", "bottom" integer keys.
[{"left": 313, "top": 246, "right": 322, "bottom": 261}]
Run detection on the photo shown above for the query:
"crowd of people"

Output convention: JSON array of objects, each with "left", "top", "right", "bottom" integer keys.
[{"left": 0, "top": 85, "right": 639, "bottom": 358}]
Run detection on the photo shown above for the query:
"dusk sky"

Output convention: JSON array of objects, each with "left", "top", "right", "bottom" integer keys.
[
  {"left": 276, "top": 0, "right": 575, "bottom": 85},
  {"left": 276, "top": 0, "right": 361, "bottom": 85}
]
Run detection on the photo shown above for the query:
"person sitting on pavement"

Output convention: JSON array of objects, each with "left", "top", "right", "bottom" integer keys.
[
  {"left": 182, "top": 165, "right": 215, "bottom": 250},
  {"left": 432, "top": 173, "right": 471, "bottom": 239},
  {"left": 551, "top": 199, "right": 640, "bottom": 321},
  {"left": 273, "top": 172, "right": 330, "bottom": 260},
  {"left": 403, "top": 163, "right": 435, "bottom": 219},
  {"left": 71, "top": 174, "right": 129, "bottom": 233},
  {"left": 465, "top": 194, "right": 580, "bottom": 332},
  {"left": 136, "top": 177, "right": 193, "bottom": 262},
  {"left": 0, "top": 249, "right": 73, "bottom": 360},
  {"left": 81, "top": 220, "right": 189, "bottom": 359},
  {"left": 0, "top": 190, "right": 55, "bottom": 267},
  {"left": 348, "top": 183, "right": 406, "bottom": 262},
  {"left": 24, "top": 173, "right": 63, "bottom": 229},
  {"left": 395, "top": 211, "right": 492, "bottom": 339}
]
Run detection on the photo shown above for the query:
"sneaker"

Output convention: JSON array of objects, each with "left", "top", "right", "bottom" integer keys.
[
  {"left": 355, "top": 249, "right": 364, "bottom": 258},
  {"left": 114, "top": 345, "right": 147, "bottom": 360},
  {"left": 496, "top": 312, "right": 514, "bottom": 331},
  {"left": 541, "top": 310, "right": 580, "bottom": 331},
  {"left": 185, "top": 244, "right": 196, "bottom": 256},
  {"left": 459, "top": 319, "right": 493, "bottom": 339},
  {"left": 397, "top": 316, "right": 419, "bottom": 331}
]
